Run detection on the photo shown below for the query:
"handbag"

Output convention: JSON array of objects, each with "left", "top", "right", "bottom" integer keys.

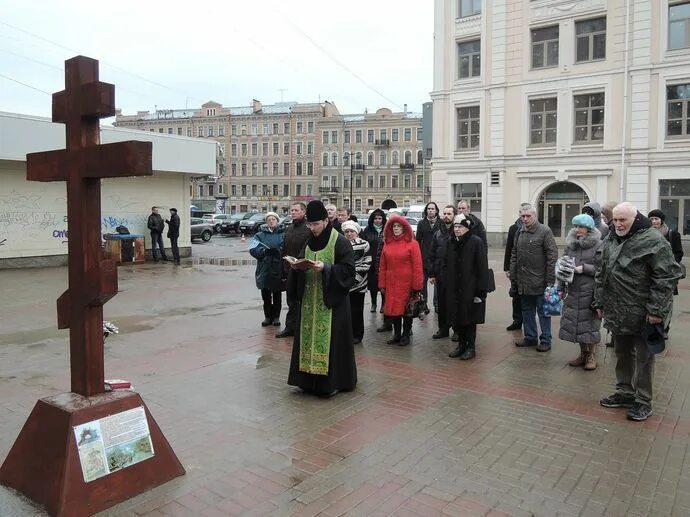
[
  {"left": 486, "top": 268, "right": 496, "bottom": 293},
  {"left": 404, "top": 292, "right": 425, "bottom": 319},
  {"left": 542, "top": 285, "right": 562, "bottom": 316}
]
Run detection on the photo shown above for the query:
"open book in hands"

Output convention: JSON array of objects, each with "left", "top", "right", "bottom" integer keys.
[{"left": 283, "top": 256, "right": 317, "bottom": 270}]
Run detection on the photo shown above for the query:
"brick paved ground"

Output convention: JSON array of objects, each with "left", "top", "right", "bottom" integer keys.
[{"left": 1, "top": 248, "right": 689, "bottom": 516}]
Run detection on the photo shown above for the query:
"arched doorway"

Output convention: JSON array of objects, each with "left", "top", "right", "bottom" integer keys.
[
  {"left": 537, "top": 181, "right": 589, "bottom": 243},
  {"left": 381, "top": 199, "right": 397, "bottom": 210}
]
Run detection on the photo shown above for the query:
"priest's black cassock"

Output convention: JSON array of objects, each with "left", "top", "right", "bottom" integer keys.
[{"left": 287, "top": 225, "right": 357, "bottom": 395}]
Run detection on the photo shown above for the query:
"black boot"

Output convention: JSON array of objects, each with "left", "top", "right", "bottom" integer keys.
[
  {"left": 261, "top": 317, "right": 272, "bottom": 327},
  {"left": 449, "top": 343, "right": 466, "bottom": 358},
  {"left": 370, "top": 304, "right": 377, "bottom": 313},
  {"left": 376, "top": 323, "right": 393, "bottom": 332},
  {"left": 460, "top": 344, "right": 476, "bottom": 360},
  {"left": 387, "top": 334, "right": 401, "bottom": 344},
  {"left": 400, "top": 333, "right": 410, "bottom": 346}
]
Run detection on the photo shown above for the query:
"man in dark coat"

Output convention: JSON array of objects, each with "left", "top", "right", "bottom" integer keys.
[
  {"left": 429, "top": 205, "right": 456, "bottom": 339},
  {"left": 276, "top": 202, "right": 311, "bottom": 338},
  {"left": 415, "top": 201, "right": 441, "bottom": 313},
  {"left": 457, "top": 199, "right": 487, "bottom": 250},
  {"left": 326, "top": 203, "right": 342, "bottom": 233},
  {"left": 361, "top": 208, "right": 387, "bottom": 317},
  {"left": 510, "top": 204, "right": 558, "bottom": 351},
  {"left": 147, "top": 206, "right": 168, "bottom": 262},
  {"left": 165, "top": 208, "right": 181, "bottom": 265},
  {"left": 503, "top": 207, "right": 527, "bottom": 331},
  {"left": 287, "top": 200, "right": 357, "bottom": 397},
  {"left": 444, "top": 214, "right": 489, "bottom": 360},
  {"left": 595, "top": 203, "right": 682, "bottom": 421}
]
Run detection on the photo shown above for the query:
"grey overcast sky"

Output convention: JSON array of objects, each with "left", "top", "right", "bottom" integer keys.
[{"left": 0, "top": 0, "right": 433, "bottom": 122}]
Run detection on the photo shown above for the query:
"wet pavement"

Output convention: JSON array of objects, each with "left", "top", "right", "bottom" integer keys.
[{"left": 1, "top": 240, "right": 689, "bottom": 516}]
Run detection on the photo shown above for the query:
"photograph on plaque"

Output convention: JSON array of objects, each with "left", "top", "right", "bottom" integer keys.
[{"left": 74, "top": 406, "right": 155, "bottom": 482}]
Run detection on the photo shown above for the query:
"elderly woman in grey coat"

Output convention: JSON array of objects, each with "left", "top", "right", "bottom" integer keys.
[{"left": 556, "top": 214, "right": 602, "bottom": 370}]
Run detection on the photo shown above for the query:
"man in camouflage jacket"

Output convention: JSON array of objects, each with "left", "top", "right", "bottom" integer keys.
[{"left": 594, "top": 203, "right": 682, "bottom": 421}]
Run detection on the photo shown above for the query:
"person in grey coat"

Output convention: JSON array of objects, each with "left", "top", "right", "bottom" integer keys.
[
  {"left": 509, "top": 204, "right": 558, "bottom": 351},
  {"left": 582, "top": 201, "right": 609, "bottom": 240},
  {"left": 556, "top": 214, "right": 602, "bottom": 370}
]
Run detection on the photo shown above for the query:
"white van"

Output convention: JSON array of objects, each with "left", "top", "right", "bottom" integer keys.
[{"left": 405, "top": 204, "right": 427, "bottom": 220}]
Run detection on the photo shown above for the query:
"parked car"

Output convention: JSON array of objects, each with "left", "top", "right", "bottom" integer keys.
[
  {"left": 220, "top": 212, "right": 252, "bottom": 234},
  {"left": 191, "top": 217, "right": 213, "bottom": 242},
  {"left": 202, "top": 214, "right": 231, "bottom": 234},
  {"left": 278, "top": 215, "right": 292, "bottom": 230},
  {"left": 406, "top": 217, "right": 419, "bottom": 236},
  {"left": 238, "top": 213, "right": 267, "bottom": 234}
]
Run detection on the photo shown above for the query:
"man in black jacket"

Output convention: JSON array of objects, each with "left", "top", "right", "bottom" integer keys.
[
  {"left": 504, "top": 204, "right": 530, "bottom": 331},
  {"left": 429, "top": 205, "right": 456, "bottom": 338},
  {"left": 165, "top": 208, "right": 181, "bottom": 265},
  {"left": 276, "top": 202, "right": 311, "bottom": 338},
  {"left": 416, "top": 202, "right": 441, "bottom": 313},
  {"left": 147, "top": 206, "right": 168, "bottom": 262},
  {"left": 457, "top": 200, "right": 487, "bottom": 250}
]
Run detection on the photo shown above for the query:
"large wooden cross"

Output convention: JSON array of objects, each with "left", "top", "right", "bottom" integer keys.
[{"left": 26, "top": 56, "right": 152, "bottom": 396}]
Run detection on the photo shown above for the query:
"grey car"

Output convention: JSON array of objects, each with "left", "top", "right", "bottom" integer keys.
[{"left": 191, "top": 217, "right": 213, "bottom": 242}]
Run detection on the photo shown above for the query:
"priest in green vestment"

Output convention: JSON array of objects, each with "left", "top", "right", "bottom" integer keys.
[{"left": 287, "top": 200, "right": 357, "bottom": 397}]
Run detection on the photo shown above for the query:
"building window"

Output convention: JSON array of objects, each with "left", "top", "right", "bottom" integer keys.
[
  {"left": 458, "top": 0, "right": 480, "bottom": 18},
  {"left": 367, "top": 130, "right": 375, "bottom": 143},
  {"left": 231, "top": 185, "right": 237, "bottom": 196},
  {"left": 344, "top": 152, "right": 350, "bottom": 166},
  {"left": 283, "top": 163, "right": 290, "bottom": 176},
  {"left": 456, "top": 106, "right": 480, "bottom": 150},
  {"left": 380, "top": 129, "right": 387, "bottom": 140},
  {"left": 379, "top": 151, "right": 387, "bottom": 166},
  {"left": 404, "top": 151, "right": 412, "bottom": 165},
  {"left": 575, "top": 18, "right": 606, "bottom": 62},
  {"left": 355, "top": 199, "right": 362, "bottom": 212},
  {"left": 307, "top": 141, "right": 313, "bottom": 155},
  {"left": 296, "top": 162, "right": 303, "bottom": 176},
  {"left": 322, "top": 153, "right": 329, "bottom": 166},
  {"left": 283, "top": 142, "right": 290, "bottom": 155},
  {"left": 392, "top": 150, "right": 399, "bottom": 165},
  {"left": 241, "top": 143, "right": 247, "bottom": 156},
  {"left": 417, "top": 150, "right": 424, "bottom": 165},
  {"left": 379, "top": 175, "right": 386, "bottom": 188},
  {"left": 344, "top": 130, "right": 351, "bottom": 144},
  {"left": 219, "top": 125, "right": 225, "bottom": 136},
  {"left": 331, "top": 131, "right": 338, "bottom": 144},
  {"left": 241, "top": 163, "right": 247, "bottom": 176},
  {"left": 251, "top": 124, "right": 258, "bottom": 135},
  {"left": 308, "top": 121, "right": 314, "bottom": 133},
  {"left": 574, "top": 93, "right": 605, "bottom": 143},
  {"left": 262, "top": 163, "right": 268, "bottom": 176},
  {"left": 322, "top": 131, "right": 329, "bottom": 144},
  {"left": 187, "top": 127, "right": 192, "bottom": 137},
  {"left": 241, "top": 124, "right": 247, "bottom": 135},
  {"left": 252, "top": 143, "right": 258, "bottom": 156},
  {"left": 453, "top": 183, "right": 482, "bottom": 213},
  {"left": 232, "top": 125, "right": 237, "bottom": 136},
  {"left": 529, "top": 98, "right": 558, "bottom": 146},
  {"left": 392, "top": 175, "right": 399, "bottom": 188},
  {"left": 307, "top": 162, "right": 314, "bottom": 175},
  {"left": 416, "top": 175, "right": 424, "bottom": 189},
  {"left": 272, "top": 142, "right": 279, "bottom": 155},
  {"left": 283, "top": 122, "right": 290, "bottom": 134},
  {"left": 283, "top": 185, "right": 289, "bottom": 196},
  {"left": 208, "top": 126, "right": 214, "bottom": 137},
  {"left": 198, "top": 185, "right": 204, "bottom": 197},
  {"left": 660, "top": 180, "right": 690, "bottom": 234},
  {"left": 208, "top": 185, "right": 214, "bottom": 197},
  {"left": 392, "top": 128, "right": 399, "bottom": 141},
  {"left": 261, "top": 142, "right": 267, "bottom": 156},
  {"left": 177, "top": 127, "right": 182, "bottom": 135},
  {"left": 296, "top": 142, "right": 303, "bottom": 155},
  {"left": 295, "top": 184, "right": 302, "bottom": 196},
  {"left": 272, "top": 123, "right": 279, "bottom": 134},
  {"left": 241, "top": 185, "right": 247, "bottom": 196},
  {"left": 167, "top": 127, "right": 173, "bottom": 134},
  {"left": 367, "top": 152, "right": 374, "bottom": 166},
  {"left": 231, "top": 164, "right": 237, "bottom": 176},
  {"left": 251, "top": 163, "right": 257, "bottom": 176},
  {"left": 416, "top": 127, "right": 422, "bottom": 141},
  {"left": 457, "top": 39, "right": 481, "bottom": 79},
  {"left": 355, "top": 152, "right": 363, "bottom": 165},
  {"left": 331, "top": 152, "right": 338, "bottom": 166},
  {"left": 231, "top": 144, "right": 237, "bottom": 156},
  {"left": 667, "top": 84, "right": 690, "bottom": 137},
  {"left": 404, "top": 128, "right": 412, "bottom": 141},
  {"left": 355, "top": 176, "right": 362, "bottom": 188},
  {"left": 296, "top": 121, "right": 303, "bottom": 133},
  {"left": 355, "top": 130, "right": 362, "bottom": 143},
  {"left": 404, "top": 175, "right": 411, "bottom": 189},
  {"left": 531, "top": 26, "right": 559, "bottom": 68},
  {"left": 252, "top": 185, "right": 257, "bottom": 196},
  {"left": 272, "top": 162, "right": 279, "bottom": 176}
]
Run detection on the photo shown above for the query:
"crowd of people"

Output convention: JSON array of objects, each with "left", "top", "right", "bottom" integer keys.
[{"left": 247, "top": 199, "right": 684, "bottom": 421}]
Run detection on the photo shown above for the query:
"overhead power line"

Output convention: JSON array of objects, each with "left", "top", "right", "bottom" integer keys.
[{"left": 0, "top": 72, "right": 51, "bottom": 95}]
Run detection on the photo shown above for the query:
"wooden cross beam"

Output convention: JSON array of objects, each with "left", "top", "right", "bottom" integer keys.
[{"left": 26, "top": 56, "right": 152, "bottom": 396}]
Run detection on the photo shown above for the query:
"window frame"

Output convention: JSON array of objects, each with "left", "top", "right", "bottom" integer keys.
[
  {"left": 456, "top": 105, "right": 481, "bottom": 151},
  {"left": 528, "top": 97, "right": 558, "bottom": 147},
  {"left": 573, "top": 92, "right": 605, "bottom": 144},
  {"left": 458, "top": 0, "right": 481, "bottom": 18},
  {"left": 457, "top": 39, "right": 481, "bottom": 79},
  {"left": 531, "top": 25, "right": 560, "bottom": 69},
  {"left": 575, "top": 17, "right": 607, "bottom": 63}
]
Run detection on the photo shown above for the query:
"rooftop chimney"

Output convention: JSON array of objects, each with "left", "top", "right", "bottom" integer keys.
[
  {"left": 252, "top": 99, "right": 262, "bottom": 113},
  {"left": 404, "top": 103, "right": 408, "bottom": 115}
]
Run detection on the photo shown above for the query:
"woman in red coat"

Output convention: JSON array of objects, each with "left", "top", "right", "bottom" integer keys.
[{"left": 378, "top": 215, "right": 424, "bottom": 345}]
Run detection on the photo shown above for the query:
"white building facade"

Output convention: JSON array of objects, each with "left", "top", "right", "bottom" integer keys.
[{"left": 432, "top": 0, "right": 690, "bottom": 246}]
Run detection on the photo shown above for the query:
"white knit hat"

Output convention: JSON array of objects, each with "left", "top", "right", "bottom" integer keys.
[
  {"left": 341, "top": 220, "right": 362, "bottom": 234},
  {"left": 265, "top": 211, "right": 280, "bottom": 222}
]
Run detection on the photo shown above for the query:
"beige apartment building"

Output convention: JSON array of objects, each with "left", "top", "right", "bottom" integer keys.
[
  {"left": 115, "top": 100, "right": 329, "bottom": 215},
  {"left": 319, "top": 107, "right": 427, "bottom": 213},
  {"left": 432, "top": 0, "right": 690, "bottom": 246}
]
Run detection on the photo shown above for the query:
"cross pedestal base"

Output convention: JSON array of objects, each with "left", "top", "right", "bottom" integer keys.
[{"left": 0, "top": 391, "right": 185, "bottom": 517}]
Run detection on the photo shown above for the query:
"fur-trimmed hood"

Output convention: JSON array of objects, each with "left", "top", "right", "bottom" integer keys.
[
  {"left": 383, "top": 214, "right": 414, "bottom": 243},
  {"left": 366, "top": 208, "right": 387, "bottom": 230},
  {"left": 565, "top": 227, "right": 601, "bottom": 249}
]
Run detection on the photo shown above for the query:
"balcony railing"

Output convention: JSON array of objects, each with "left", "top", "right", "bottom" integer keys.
[
  {"left": 399, "top": 163, "right": 415, "bottom": 171},
  {"left": 374, "top": 139, "right": 390, "bottom": 147},
  {"left": 351, "top": 164, "right": 366, "bottom": 171},
  {"left": 319, "top": 186, "right": 340, "bottom": 193}
]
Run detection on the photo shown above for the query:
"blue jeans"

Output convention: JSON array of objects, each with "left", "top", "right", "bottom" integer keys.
[
  {"left": 520, "top": 294, "right": 551, "bottom": 345},
  {"left": 150, "top": 232, "right": 167, "bottom": 260}
]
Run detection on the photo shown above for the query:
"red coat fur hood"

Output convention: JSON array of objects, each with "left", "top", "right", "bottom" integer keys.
[{"left": 383, "top": 215, "right": 414, "bottom": 243}]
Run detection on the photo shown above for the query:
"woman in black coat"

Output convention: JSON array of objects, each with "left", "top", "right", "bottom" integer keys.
[
  {"left": 443, "top": 214, "right": 489, "bottom": 360},
  {"left": 361, "top": 209, "right": 387, "bottom": 314}
]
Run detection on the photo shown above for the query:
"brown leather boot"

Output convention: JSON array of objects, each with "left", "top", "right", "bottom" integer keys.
[
  {"left": 568, "top": 343, "right": 587, "bottom": 367},
  {"left": 584, "top": 344, "right": 597, "bottom": 371}
]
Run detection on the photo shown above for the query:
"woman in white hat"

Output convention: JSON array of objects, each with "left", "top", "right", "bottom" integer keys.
[
  {"left": 342, "top": 220, "right": 371, "bottom": 344},
  {"left": 248, "top": 212, "right": 285, "bottom": 327}
]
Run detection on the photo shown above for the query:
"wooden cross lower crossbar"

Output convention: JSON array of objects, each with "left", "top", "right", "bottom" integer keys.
[{"left": 26, "top": 55, "right": 152, "bottom": 396}]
